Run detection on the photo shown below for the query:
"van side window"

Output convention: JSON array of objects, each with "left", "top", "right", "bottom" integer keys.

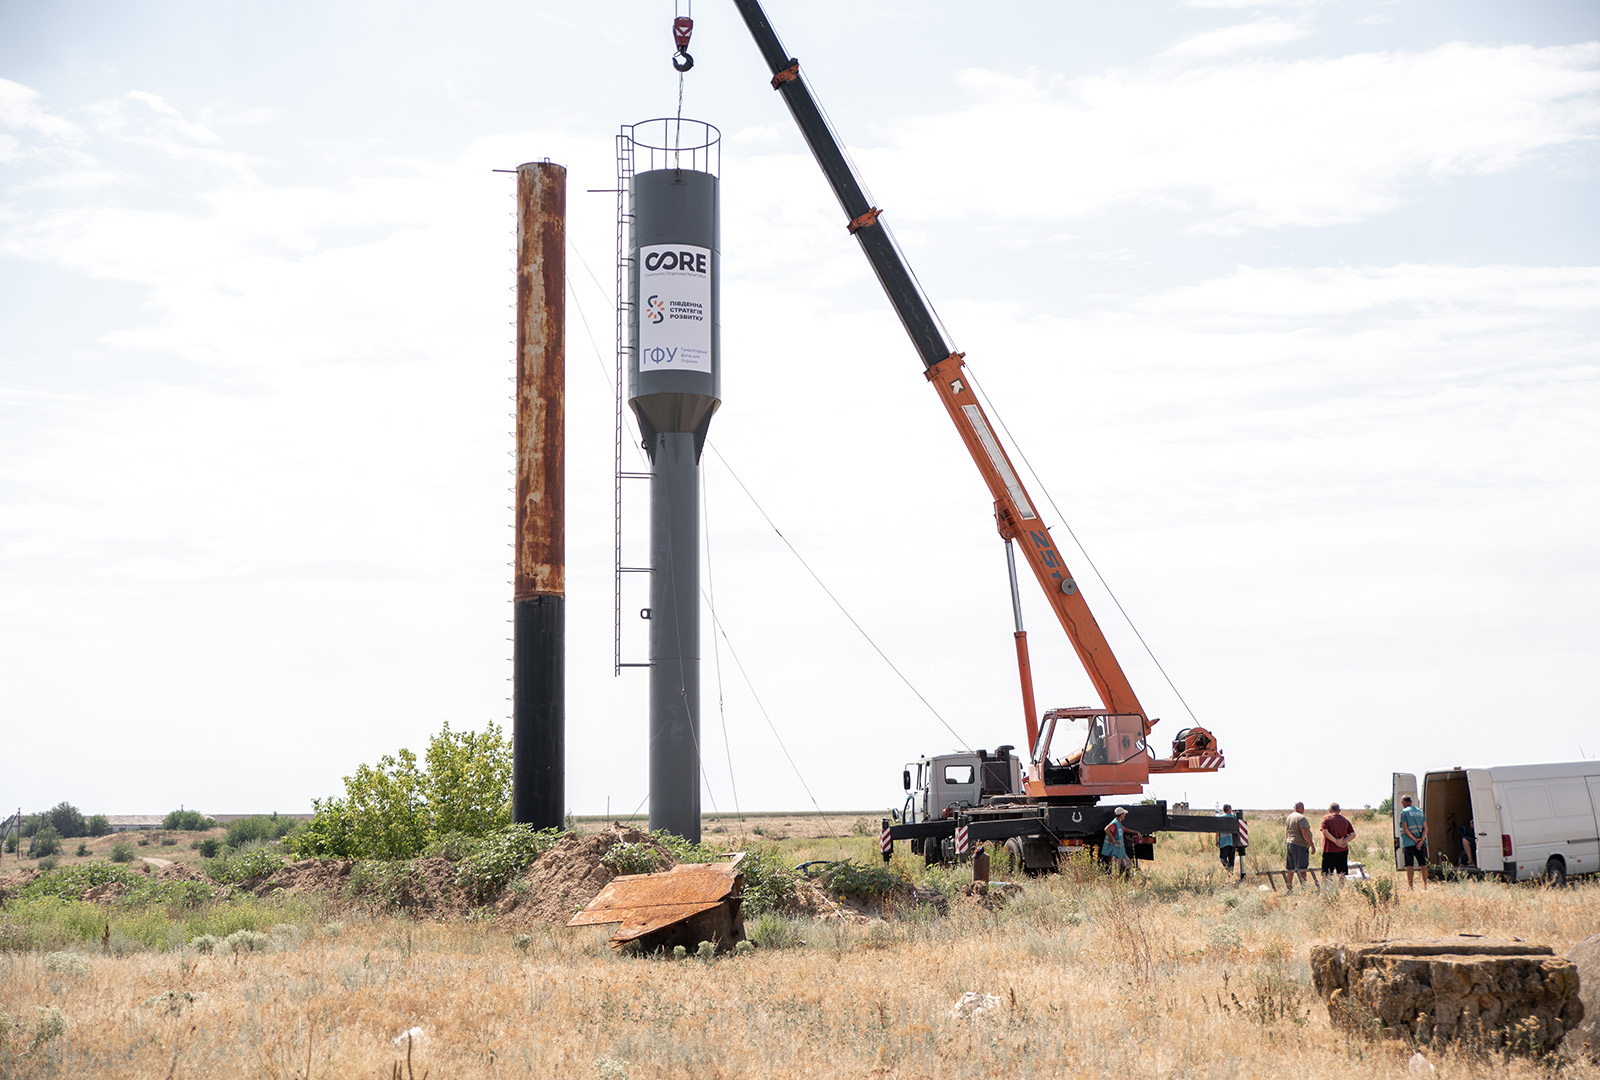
[
  {"left": 944, "top": 765, "right": 975, "bottom": 786},
  {"left": 1509, "top": 786, "right": 1552, "bottom": 821},
  {"left": 1551, "top": 782, "right": 1590, "bottom": 818}
]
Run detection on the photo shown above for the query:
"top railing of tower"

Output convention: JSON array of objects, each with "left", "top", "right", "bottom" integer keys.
[{"left": 620, "top": 119, "right": 721, "bottom": 177}]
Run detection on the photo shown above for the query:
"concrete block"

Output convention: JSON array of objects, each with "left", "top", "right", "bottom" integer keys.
[{"left": 1310, "top": 939, "right": 1583, "bottom": 1055}]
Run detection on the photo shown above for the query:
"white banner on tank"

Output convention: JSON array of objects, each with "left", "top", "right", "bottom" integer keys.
[{"left": 638, "top": 244, "right": 712, "bottom": 374}]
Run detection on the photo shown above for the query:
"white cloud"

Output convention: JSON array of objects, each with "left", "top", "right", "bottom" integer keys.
[
  {"left": 1164, "top": 19, "right": 1308, "bottom": 59},
  {"left": 861, "top": 43, "right": 1600, "bottom": 232},
  {"left": 0, "top": 78, "right": 84, "bottom": 144}
]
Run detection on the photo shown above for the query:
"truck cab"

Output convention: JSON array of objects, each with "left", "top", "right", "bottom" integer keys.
[{"left": 901, "top": 746, "right": 1022, "bottom": 825}]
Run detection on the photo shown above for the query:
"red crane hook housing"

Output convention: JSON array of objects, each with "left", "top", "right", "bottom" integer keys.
[{"left": 673, "top": 17, "right": 693, "bottom": 52}]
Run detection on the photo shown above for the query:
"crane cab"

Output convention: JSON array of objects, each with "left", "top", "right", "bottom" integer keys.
[{"left": 900, "top": 745, "right": 1022, "bottom": 826}]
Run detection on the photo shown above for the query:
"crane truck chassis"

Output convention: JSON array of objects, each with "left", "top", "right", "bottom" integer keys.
[
  {"left": 890, "top": 745, "right": 1238, "bottom": 871},
  {"left": 730, "top": 0, "right": 1237, "bottom": 868}
]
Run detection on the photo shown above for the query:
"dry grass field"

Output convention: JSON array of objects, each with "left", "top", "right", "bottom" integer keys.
[{"left": 1, "top": 820, "right": 1596, "bottom": 1079}]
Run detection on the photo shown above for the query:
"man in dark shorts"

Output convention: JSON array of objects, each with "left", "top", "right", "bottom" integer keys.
[
  {"left": 1399, "top": 794, "right": 1428, "bottom": 890},
  {"left": 1218, "top": 803, "right": 1236, "bottom": 873},
  {"left": 1284, "top": 802, "right": 1314, "bottom": 891},
  {"left": 1319, "top": 802, "right": 1355, "bottom": 876}
]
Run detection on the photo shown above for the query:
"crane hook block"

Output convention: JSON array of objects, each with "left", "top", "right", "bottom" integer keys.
[{"left": 672, "top": 16, "right": 694, "bottom": 52}]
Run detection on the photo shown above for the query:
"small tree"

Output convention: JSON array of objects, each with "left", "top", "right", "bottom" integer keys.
[
  {"left": 86, "top": 815, "right": 111, "bottom": 837},
  {"left": 293, "top": 721, "right": 514, "bottom": 860},
  {"left": 427, "top": 721, "right": 512, "bottom": 837},
  {"left": 29, "top": 826, "right": 62, "bottom": 858},
  {"left": 47, "top": 802, "right": 87, "bottom": 839}
]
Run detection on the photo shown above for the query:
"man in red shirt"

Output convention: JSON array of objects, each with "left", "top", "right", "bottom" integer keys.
[{"left": 1319, "top": 802, "right": 1356, "bottom": 877}]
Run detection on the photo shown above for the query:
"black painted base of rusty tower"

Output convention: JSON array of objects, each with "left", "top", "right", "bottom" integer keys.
[{"left": 512, "top": 594, "right": 564, "bottom": 828}]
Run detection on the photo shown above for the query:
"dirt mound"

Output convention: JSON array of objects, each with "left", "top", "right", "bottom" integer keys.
[
  {"left": 253, "top": 857, "right": 468, "bottom": 918},
  {"left": 0, "top": 869, "right": 40, "bottom": 903},
  {"left": 790, "top": 880, "right": 868, "bottom": 921},
  {"left": 83, "top": 880, "right": 133, "bottom": 904},
  {"left": 258, "top": 858, "right": 354, "bottom": 897},
  {"left": 150, "top": 861, "right": 207, "bottom": 883},
  {"left": 499, "top": 824, "right": 671, "bottom": 928}
]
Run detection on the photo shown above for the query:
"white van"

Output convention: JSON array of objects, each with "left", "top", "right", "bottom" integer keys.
[{"left": 1393, "top": 762, "right": 1600, "bottom": 884}]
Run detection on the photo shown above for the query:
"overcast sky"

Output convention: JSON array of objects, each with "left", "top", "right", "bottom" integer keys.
[{"left": 3, "top": 1, "right": 1597, "bottom": 822}]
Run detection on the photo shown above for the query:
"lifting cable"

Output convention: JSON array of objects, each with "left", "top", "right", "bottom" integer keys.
[
  {"left": 704, "top": 602, "right": 839, "bottom": 840},
  {"left": 965, "top": 366, "right": 1205, "bottom": 728},
  {"left": 706, "top": 442, "right": 971, "bottom": 750},
  {"left": 701, "top": 477, "right": 746, "bottom": 830}
]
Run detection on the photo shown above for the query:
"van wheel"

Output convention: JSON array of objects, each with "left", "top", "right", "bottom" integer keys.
[{"left": 1545, "top": 857, "right": 1567, "bottom": 887}]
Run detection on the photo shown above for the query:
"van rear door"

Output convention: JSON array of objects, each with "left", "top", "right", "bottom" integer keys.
[
  {"left": 1466, "top": 769, "right": 1499, "bottom": 872},
  {"left": 1393, "top": 772, "right": 1418, "bottom": 871}
]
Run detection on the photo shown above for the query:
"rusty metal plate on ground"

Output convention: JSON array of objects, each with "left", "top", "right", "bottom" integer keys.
[{"left": 568, "top": 862, "right": 741, "bottom": 943}]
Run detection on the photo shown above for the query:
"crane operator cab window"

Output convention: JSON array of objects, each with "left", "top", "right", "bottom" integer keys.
[{"left": 1080, "top": 714, "right": 1148, "bottom": 767}]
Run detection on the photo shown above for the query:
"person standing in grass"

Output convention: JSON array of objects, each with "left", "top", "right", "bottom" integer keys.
[
  {"left": 1284, "top": 802, "right": 1315, "bottom": 892},
  {"left": 1319, "top": 802, "right": 1355, "bottom": 876},
  {"left": 1399, "top": 794, "right": 1429, "bottom": 890},
  {"left": 1217, "top": 804, "right": 1236, "bottom": 875},
  {"left": 1101, "top": 806, "right": 1133, "bottom": 877}
]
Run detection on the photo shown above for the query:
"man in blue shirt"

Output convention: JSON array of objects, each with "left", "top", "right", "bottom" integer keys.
[
  {"left": 1217, "top": 803, "right": 1236, "bottom": 874},
  {"left": 1399, "top": 794, "right": 1428, "bottom": 891},
  {"left": 1102, "top": 806, "right": 1133, "bottom": 877}
]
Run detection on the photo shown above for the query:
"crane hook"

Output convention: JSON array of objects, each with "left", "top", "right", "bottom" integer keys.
[{"left": 672, "top": 15, "right": 694, "bottom": 72}]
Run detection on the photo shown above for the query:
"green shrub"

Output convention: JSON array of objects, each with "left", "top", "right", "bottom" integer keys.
[
  {"left": 163, "top": 809, "right": 217, "bottom": 832},
  {"left": 29, "top": 827, "right": 62, "bottom": 858},
  {"left": 110, "top": 841, "right": 134, "bottom": 863},
  {"left": 137, "top": 837, "right": 149, "bottom": 847},
  {"left": 223, "top": 929, "right": 271, "bottom": 954},
  {"left": 86, "top": 815, "right": 110, "bottom": 837},
  {"left": 204, "top": 846, "right": 286, "bottom": 885},
  {"left": 424, "top": 831, "right": 484, "bottom": 863},
  {"left": 188, "top": 934, "right": 221, "bottom": 954},
  {"left": 456, "top": 825, "right": 566, "bottom": 902},
  {"left": 817, "top": 859, "right": 908, "bottom": 902},
  {"left": 20, "top": 863, "right": 141, "bottom": 901},
  {"left": 0, "top": 890, "right": 313, "bottom": 955},
  {"left": 225, "top": 814, "right": 297, "bottom": 850},
  {"left": 197, "top": 838, "right": 221, "bottom": 858},
  {"left": 1376, "top": 797, "right": 1393, "bottom": 817},
  {"left": 75, "top": 842, "right": 90, "bottom": 857},
  {"left": 43, "top": 951, "right": 91, "bottom": 976},
  {"left": 601, "top": 842, "right": 663, "bottom": 876},
  {"left": 37, "top": 855, "right": 59, "bottom": 871},
  {"left": 3, "top": 834, "right": 15, "bottom": 853},
  {"left": 294, "top": 721, "right": 512, "bottom": 860},
  {"left": 32, "top": 1006, "right": 67, "bottom": 1048},
  {"left": 160, "top": 836, "right": 177, "bottom": 847},
  {"left": 650, "top": 830, "right": 721, "bottom": 864},
  {"left": 746, "top": 913, "right": 806, "bottom": 949},
  {"left": 739, "top": 848, "right": 801, "bottom": 915},
  {"left": 1355, "top": 877, "right": 1395, "bottom": 907}
]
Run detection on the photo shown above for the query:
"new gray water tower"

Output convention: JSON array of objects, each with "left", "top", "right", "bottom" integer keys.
[{"left": 626, "top": 120, "right": 720, "bottom": 843}]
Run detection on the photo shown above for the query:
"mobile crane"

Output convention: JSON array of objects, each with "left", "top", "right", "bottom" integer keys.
[{"left": 730, "top": 0, "right": 1235, "bottom": 869}]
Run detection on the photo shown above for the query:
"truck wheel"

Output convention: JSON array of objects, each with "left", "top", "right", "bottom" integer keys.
[
  {"left": 925, "top": 840, "right": 940, "bottom": 867},
  {"left": 1545, "top": 857, "right": 1567, "bottom": 887},
  {"left": 910, "top": 838, "right": 923, "bottom": 856}
]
